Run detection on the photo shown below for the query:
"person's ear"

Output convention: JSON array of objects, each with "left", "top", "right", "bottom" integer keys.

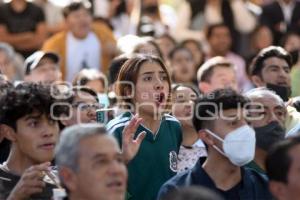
[
  {"left": 59, "top": 167, "right": 78, "bottom": 192},
  {"left": 198, "top": 129, "right": 214, "bottom": 146},
  {"left": 1, "top": 124, "right": 17, "bottom": 142},
  {"left": 251, "top": 75, "right": 265, "bottom": 87},
  {"left": 269, "top": 181, "right": 288, "bottom": 200},
  {"left": 199, "top": 82, "right": 211, "bottom": 94}
]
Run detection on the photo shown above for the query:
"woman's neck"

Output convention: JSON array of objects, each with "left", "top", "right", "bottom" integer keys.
[
  {"left": 181, "top": 124, "right": 199, "bottom": 147},
  {"left": 136, "top": 110, "right": 161, "bottom": 134}
]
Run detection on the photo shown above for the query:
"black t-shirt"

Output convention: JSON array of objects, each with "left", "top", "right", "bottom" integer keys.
[
  {"left": 0, "top": 2, "right": 45, "bottom": 57},
  {"left": 0, "top": 139, "right": 10, "bottom": 163},
  {"left": 0, "top": 167, "right": 56, "bottom": 200}
]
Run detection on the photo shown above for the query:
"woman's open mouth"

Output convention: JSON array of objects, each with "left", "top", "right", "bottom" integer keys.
[{"left": 154, "top": 93, "right": 165, "bottom": 106}]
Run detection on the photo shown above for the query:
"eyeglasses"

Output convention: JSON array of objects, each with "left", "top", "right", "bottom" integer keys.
[{"left": 72, "top": 102, "right": 104, "bottom": 111}]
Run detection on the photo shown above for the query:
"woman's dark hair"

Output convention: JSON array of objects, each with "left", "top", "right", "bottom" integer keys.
[
  {"left": 108, "top": 54, "right": 132, "bottom": 85},
  {"left": 133, "top": 37, "right": 164, "bottom": 60}
]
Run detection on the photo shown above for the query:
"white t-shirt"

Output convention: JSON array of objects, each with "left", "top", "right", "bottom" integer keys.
[{"left": 66, "top": 32, "right": 101, "bottom": 82}]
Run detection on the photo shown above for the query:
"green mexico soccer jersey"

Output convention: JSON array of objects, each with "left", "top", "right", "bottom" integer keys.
[{"left": 107, "top": 112, "right": 182, "bottom": 200}]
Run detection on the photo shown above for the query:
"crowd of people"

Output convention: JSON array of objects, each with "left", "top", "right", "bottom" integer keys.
[{"left": 0, "top": 0, "right": 300, "bottom": 200}]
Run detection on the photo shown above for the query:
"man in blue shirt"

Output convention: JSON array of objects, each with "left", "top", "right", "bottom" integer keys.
[{"left": 158, "top": 88, "right": 273, "bottom": 200}]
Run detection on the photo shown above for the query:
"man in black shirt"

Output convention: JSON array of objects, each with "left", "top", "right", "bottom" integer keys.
[{"left": 0, "top": 0, "right": 47, "bottom": 58}]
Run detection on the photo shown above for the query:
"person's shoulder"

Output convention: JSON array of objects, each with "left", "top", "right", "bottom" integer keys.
[
  {"left": 42, "top": 31, "right": 67, "bottom": 50},
  {"left": 163, "top": 114, "right": 182, "bottom": 131},
  {"left": 157, "top": 169, "right": 192, "bottom": 199},
  {"left": 0, "top": 3, "right": 9, "bottom": 9},
  {"left": 0, "top": 3, "right": 9, "bottom": 15},
  {"left": 243, "top": 166, "right": 269, "bottom": 184},
  {"left": 243, "top": 167, "right": 273, "bottom": 199},
  {"left": 164, "top": 114, "right": 181, "bottom": 124},
  {"left": 106, "top": 112, "right": 131, "bottom": 134},
  {"left": 91, "top": 21, "right": 116, "bottom": 42},
  {"left": 0, "top": 166, "right": 19, "bottom": 199}
]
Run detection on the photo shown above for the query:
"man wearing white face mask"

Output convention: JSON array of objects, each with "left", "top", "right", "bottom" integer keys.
[{"left": 157, "top": 88, "right": 273, "bottom": 200}]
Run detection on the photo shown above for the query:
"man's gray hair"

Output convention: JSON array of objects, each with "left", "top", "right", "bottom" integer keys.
[
  {"left": 55, "top": 123, "right": 107, "bottom": 171},
  {"left": 244, "top": 87, "right": 284, "bottom": 106}
]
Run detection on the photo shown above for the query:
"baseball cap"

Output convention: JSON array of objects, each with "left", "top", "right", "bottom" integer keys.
[{"left": 25, "top": 51, "right": 59, "bottom": 75}]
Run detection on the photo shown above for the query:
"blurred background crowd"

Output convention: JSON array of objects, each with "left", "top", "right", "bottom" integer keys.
[{"left": 0, "top": 0, "right": 299, "bottom": 95}]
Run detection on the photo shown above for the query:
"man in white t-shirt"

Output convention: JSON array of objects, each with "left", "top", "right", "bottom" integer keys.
[{"left": 42, "top": 1, "right": 116, "bottom": 82}]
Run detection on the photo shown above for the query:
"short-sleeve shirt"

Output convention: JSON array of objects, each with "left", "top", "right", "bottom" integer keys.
[
  {"left": 0, "top": 166, "right": 56, "bottom": 199},
  {"left": 107, "top": 112, "right": 182, "bottom": 200},
  {"left": 0, "top": 2, "right": 45, "bottom": 57},
  {"left": 157, "top": 160, "right": 273, "bottom": 200}
]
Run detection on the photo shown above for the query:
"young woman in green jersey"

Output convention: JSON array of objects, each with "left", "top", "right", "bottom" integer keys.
[{"left": 107, "top": 54, "right": 182, "bottom": 200}]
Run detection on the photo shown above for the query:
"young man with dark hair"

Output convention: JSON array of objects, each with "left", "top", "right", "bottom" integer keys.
[
  {"left": 0, "top": 82, "right": 61, "bottom": 199},
  {"left": 249, "top": 46, "right": 300, "bottom": 135},
  {"left": 266, "top": 135, "right": 300, "bottom": 200},
  {"left": 0, "top": 81, "right": 13, "bottom": 163},
  {"left": 197, "top": 56, "right": 238, "bottom": 94},
  {"left": 250, "top": 46, "right": 292, "bottom": 102},
  {"left": 158, "top": 88, "right": 273, "bottom": 200}
]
